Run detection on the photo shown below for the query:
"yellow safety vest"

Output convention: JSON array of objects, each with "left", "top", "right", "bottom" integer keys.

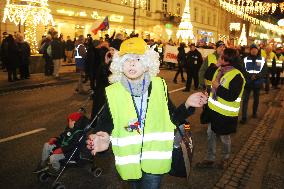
[
  {"left": 205, "top": 53, "right": 218, "bottom": 86},
  {"left": 275, "top": 54, "right": 284, "bottom": 68},
  {"left": 208, "top": 68, "right": 245, "bottom": 117},
  {"left": 262, "top": 51, "right": 276, "bottom": 68},
  {"left": 106, "top": 77, "right": 175, "bottom": 180}
]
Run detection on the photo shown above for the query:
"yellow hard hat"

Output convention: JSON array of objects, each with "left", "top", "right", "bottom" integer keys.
[{"left": 119, "top": 37, "right": 147, "bottom": 56}]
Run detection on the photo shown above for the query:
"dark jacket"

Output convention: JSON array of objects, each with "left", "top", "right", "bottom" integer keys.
[
  {"left": 111, "top": 38, "right": 123, "bottom": 51},
  {"left": 18, "top": 42, "right": 30, "bottom": 65},
  {"left": 185, "top": 49, "right": 203, "bottom": 71},
  {"left": 6, "top": 35, "right": 20, "bottom": 69},
  {"left": 177, "top": 46, "right": 186, "bottom": 65},
  {"left": 242, "top": 55, "right": 268, "bottom": 89},
  {"left": 51, "top": 38, "right": 64, "bottom": 59},
  {"left": 65, "top": 39, "right": 74, "bottom": 51},
  {"left": 205, "top": 64, "right": 244, "bottom": 135},
  {"left": 55, "top": 116, "right": 89, "bottom": 155}
]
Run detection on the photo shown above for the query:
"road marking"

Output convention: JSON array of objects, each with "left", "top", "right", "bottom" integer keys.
[
  {"left": 169, "top": 87, "right": 185, "bottom": 94},
  {"left": 0, "top": 128, "right": 46, "bottom": 143}
]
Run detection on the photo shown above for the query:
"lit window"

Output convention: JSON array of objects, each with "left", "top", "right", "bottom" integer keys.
[
  {"left": 176, "top": 3, "right": 181, "bottom": 15},
  {"left": 162, "top": 0, "right": 168, "bottom": 12},
  {"left": 146, "top": 0, "right": 151, "bottom": 11}
]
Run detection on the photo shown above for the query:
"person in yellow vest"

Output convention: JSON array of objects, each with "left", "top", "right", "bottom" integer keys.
[
  {"left": 198, "top": 40, "right": 226, "bottom": 90},
  {"left": 261, "top": 45, "right": 276, "bottom": 93},
  {"left": 196, "top": 48, "right": 245, "bottom": 169},
  {"left": 86, "top": 37, "right": 208, "bottom": 189},
  {"left": 273, "top": 47, "right": 284, "bottom": 89}
]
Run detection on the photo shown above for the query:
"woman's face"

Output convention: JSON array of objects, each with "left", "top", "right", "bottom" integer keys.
[{"left": 123, "top": 56, "right": 147, "bottom": 80}]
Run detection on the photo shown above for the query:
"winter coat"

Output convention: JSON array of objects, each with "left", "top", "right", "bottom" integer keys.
[
  {"left": 51, "top": 38, "right": 64, "bottom": 59},
  {"left": 54, "top": 116, "right": 89, "bottom": 156},
  {"left": 185, "top": 49, "right": 203, "bottom": 71},
  {"left": 18, "top": 42, "right": 30, "bottom": 65}
]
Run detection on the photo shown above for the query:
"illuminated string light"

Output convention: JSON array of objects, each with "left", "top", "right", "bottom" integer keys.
[
  {"left": 220, "top": 0, "right": 280, "bottom": 15},
  {"left": 121, "top": 0, "right": 147, "bottom": 9},
  {"left": 2, "top": 0, "right": 54, "bottom": 54},
  {"left": 280, "top": 2, "right": 284, "bottom": 13},
  {"left": 219, "top": 0, "right": 284, "bottom": 36}
]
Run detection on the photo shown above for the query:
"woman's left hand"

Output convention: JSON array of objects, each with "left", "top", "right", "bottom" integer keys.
[{"left": 185, "top": 92, "right": 208, "bottom": 108}]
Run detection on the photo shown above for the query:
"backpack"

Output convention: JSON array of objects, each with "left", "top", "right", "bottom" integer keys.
[{"left": 46, "top": 44, "right": 52, "bottom": 57}]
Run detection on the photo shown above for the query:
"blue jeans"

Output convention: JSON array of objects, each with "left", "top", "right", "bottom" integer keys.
[
  {"left": 129, "top": 172, "right": 162, "bottom": 189},
  {"left": 207, "top": 124, "right": 231, "bottom": 161}
]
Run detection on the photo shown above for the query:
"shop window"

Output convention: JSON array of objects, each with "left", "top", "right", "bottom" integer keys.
[
  {"left": 176, "top": 2, "right": 181, "bottom": 15},
  {"left": 162, "top": 0, "right": 168, "bottom": 12}
]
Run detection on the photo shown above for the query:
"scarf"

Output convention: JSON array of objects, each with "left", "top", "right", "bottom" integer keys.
[
  {"left": 121, "top": 72, "right": 151, "bottom": 97},
  {"left": 212, "top": 65, "right": 234, "bottom": 100}
]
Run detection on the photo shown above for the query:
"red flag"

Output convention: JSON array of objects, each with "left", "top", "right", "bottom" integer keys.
[{"left": 91, "top": 16, "right": 109, "bottom": 35}]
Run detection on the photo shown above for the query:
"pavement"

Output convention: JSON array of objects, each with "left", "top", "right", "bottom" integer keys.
[
  {"left": 213, "top": 86, "right": 284, "bottom": 189},
  {"left": 0, "top": 63, "right": 283, "bottom": 188},
  {"left": 0, "top": 62, "right": 78, "bottom": 94}
]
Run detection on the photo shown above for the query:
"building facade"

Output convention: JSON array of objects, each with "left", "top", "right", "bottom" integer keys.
[{"left": 0, "top": 0, "right": 245, "bottom": 44}]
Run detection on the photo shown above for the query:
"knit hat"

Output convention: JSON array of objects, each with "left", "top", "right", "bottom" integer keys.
[
  {"left": 216, "top": 40, "right": 225, "bottom": 48},
  {"left": 250, "top": 44, "right": 258, "bottom": 50},
  {"left": 119, "top": 37, "right": 148, "bottom": 56},
  {"left": 68, "top": 112, "right": 82, "bottom": 122}
]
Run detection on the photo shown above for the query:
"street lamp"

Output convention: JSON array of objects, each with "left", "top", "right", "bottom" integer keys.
[{"left": 128, "top": 0, "right": 146, "bottom": 33}]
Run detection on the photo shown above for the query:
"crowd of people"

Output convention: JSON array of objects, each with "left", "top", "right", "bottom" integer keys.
[
  {"left": 1, "top": 28, "right": 283, "bottom": 189},
  {"left": 0, "top": 32, "right": 31, "bottom": 82}
]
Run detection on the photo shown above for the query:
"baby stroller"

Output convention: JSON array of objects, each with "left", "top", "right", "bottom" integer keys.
[{"left": 35, "top": 93, "right": 104, "bottom": 189}]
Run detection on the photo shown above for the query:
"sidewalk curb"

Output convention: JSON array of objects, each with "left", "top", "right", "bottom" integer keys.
[
  {"left": 0, "top": 79, "right": 77, "bottom": 94},
  {"left": 245, "top": 90, "right": 284, "bottom": 189}
]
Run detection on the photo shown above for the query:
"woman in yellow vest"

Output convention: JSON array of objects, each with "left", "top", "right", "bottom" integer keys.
[
  {"left": 196, "top": 48, "right": 245, "bottom": 169},
  {"left": 86, "top": 37, "right": 208, "bottom": 189}
]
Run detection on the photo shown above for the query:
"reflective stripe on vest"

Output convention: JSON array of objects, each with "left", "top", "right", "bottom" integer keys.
[
  {"left": 208, "top": 69, "right": 245, "bottom": 117},
  {"left": 244, "top": 57, "right": 265, "bottom": 74},
  {"left": 106, "top": 77, "right": 175, "bottom": 180},
  {"left": 275, "top": 55, "right": 284, "bottom": 68},
  {"left": 265, "top": 52, "right": 276, "bottom": 68},
  {"left": 205, "top": 53, "right": 217, "bottom": 86},
  {"left": 75, "top": 44, "right": 86, "bottom": 58},
  {"left": 276, "top": 60, "right": 283, "bottom": 68}
]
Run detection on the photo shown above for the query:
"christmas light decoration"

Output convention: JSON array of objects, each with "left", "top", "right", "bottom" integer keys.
[
  {"left": 280, "top": 2, "right": 284, "bottom": 13},
  {"left": 238, "top": 24, "right": 247, "bottom": 46},
  {"left": 176, "top": 0, "right": 194, "bottom": 43},
  {"left": 220, "top": 0, "right": 280, "bottom": 15},
  {"left": 219, "top": 0, "right": 284, "bottom": 36},
  {"left": 230, "top": 23, "right": 241, "bottom": 31},
  {"left": 2, "top": 0, "right": 54, "bottom": 54},
  {"left": 121, "top": 0, "right": 147, "bottom": 9}
]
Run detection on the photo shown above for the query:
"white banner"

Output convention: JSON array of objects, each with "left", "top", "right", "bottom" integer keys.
[{"left": 163, "top": 45, "right": 215, "bottom": 64}]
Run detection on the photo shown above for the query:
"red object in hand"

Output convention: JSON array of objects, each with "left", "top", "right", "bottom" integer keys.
[
  {"left": 48, "top": 137, "right": 57, "bottom": 145},
  {"left": 53, "top": 148, "right": 63, "bottom": 154}
]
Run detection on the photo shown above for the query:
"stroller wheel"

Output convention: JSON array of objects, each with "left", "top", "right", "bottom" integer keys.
[
  {"left": 52, "top": 182, "right": 65, "bottom": 189},
  {"left": 37, "top": 172, "right": 49, "bottom": 183},
  {"left": 89, "top": 166, "right": 103, "bottom": 177}
]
